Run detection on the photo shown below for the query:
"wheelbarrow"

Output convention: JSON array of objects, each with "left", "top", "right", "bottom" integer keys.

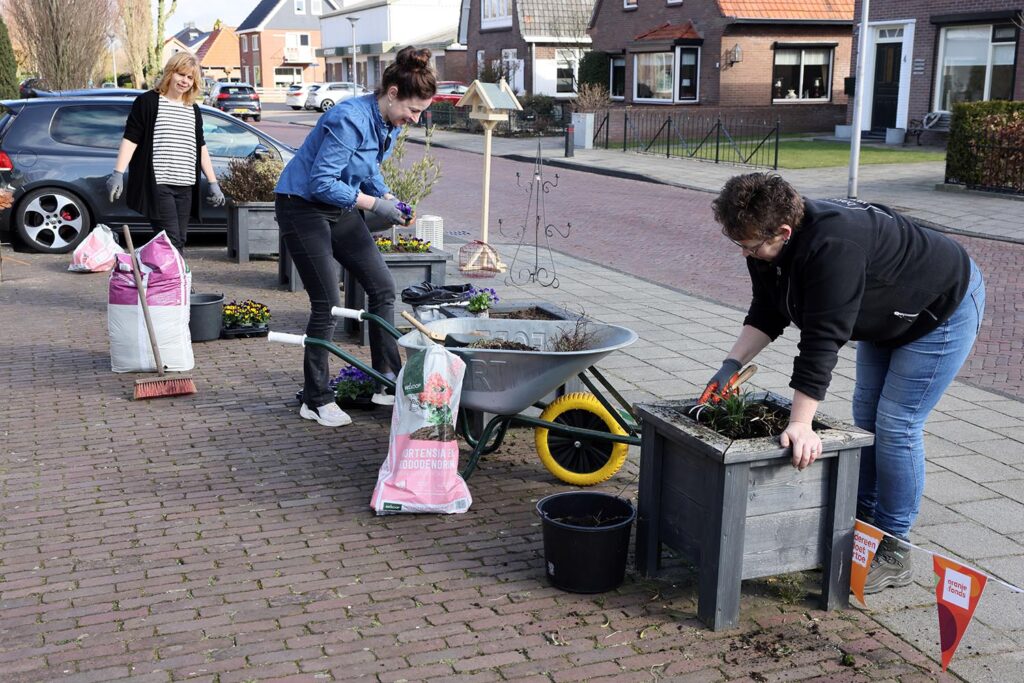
[{"left": 269, "top": 307, "right": 642, "bottom": 485}]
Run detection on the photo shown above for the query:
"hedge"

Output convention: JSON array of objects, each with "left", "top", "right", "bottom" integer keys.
[
  {"left": 945, "top": 100, "right": 1024, "bottom": 194},
  {"left": 578, "top": 51, "right": 609, "bottom": 88}
]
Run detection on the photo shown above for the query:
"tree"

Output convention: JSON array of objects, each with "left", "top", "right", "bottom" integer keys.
[
  {"left": 7, "top": 0, "right": 114, "bottom": 90},
  {"left": 119, "top": 0, "right": 151, "bottom": 87},
  {"left": 0, "top": 17, "right": 18, "bottom": 99},
  {"left": 146, "top": 0, "right": 177, "bottom": 83}
]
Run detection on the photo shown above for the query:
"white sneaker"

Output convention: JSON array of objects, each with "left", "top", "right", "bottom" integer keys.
[
  {"left": 371, "top": 392, "right": 396, "bottom": 406},
  {"left": 300, "top": 402, "right": 352, "bottom": 427}
]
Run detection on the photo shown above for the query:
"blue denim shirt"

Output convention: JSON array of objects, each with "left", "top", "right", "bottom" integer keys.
[{"left": 275, "top": 94, "right": 397, "bottom": 208}]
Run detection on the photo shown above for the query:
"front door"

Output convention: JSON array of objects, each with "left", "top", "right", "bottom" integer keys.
[{"left": 871, "top": 43, "right": 901, "bottom": 131}]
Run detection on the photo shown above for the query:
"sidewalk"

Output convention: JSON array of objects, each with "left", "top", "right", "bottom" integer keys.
[
  {"left": 409, "top": 128, "right": 1024, "bottom": 244},
  {"left": 1, "top": 242, "right": 1021, "bottom": 681}
]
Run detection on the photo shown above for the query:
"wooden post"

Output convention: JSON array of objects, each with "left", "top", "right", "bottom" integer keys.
[{"left": 480, "top": 120, "right": 497, "bottom": 243}]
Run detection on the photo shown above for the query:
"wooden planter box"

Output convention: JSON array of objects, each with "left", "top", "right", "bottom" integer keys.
[
  {"left": 634, "top": 392, "right": 874, "bottom": 631},
  {"left": 227, "top": 202, "right": 278, "bottom": 263}
]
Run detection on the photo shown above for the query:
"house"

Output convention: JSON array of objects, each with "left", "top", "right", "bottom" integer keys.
[
  {"left": 236, "top": 0, "right": 340, "bottom": 89},
  {"left": 460, "top": 0, "right": 597, "bottom": 98},
  {"left": 195, "top": 25, "right": 242, "bottom": 83},
  {"left": 848, "top": 1, "right": 1023, "bottom": 141},
  {"left": 318, "top": 0, "right": 462, "bottom": 89},
  {"left": 587, "top": 0, "right": 855, "bottom": 132},
  {"left": 163, "top": 22, "right": 211, "bottom": 64}
]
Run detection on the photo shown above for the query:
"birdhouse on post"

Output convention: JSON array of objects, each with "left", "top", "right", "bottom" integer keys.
[{"left": 455, "top": 79, "right": 522, "bottom": 268}]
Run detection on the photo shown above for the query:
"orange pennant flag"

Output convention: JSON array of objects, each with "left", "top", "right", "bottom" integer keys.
[
  {"left": 934, "top": 555, "right": 988, "bottom": 671},
  {"left": 850, "top": 520, "right": 885, "bottom": 606}
]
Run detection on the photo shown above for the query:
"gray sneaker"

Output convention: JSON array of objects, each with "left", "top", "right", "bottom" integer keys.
[{"left": 863, "top": 535, "right": 913, "bottom": 594}]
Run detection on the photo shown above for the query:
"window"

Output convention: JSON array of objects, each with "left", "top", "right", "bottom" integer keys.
[
  {"left": 556, "top": 50, "right": 578, "bottom": 94},
  {"left": 240, "top": 35, "right": 248, "bottom": 52},
  {"left": 610, "top": 57, "right": 625, "bottom": 98},
  {"left": 772, "top": 47, "right": 832, "bottom": 101},
  {"left": 253, "top": 66, "right": 261, "bottom": 87},
  {"left": 935, "top": 24, "right": 1016, "bottom": 110},
  {"left": 252, "top": 36, "right": 260, "bottom": 52},
  {"left": 202, "top": 114, "right": 265, "bottom": 158},
  {"left": 677, "top": 47, "right": 699, "bottom": 101},
  {"left": 476, "top": 50, "right": 486, "bottom": 76},
  {"left": 312, "top": 0, "right": 323, "bottom": 14},
  {"left": 51, "top": 104, "right": 131, "bottom": 149},
  {"left": 634, "top": 53, "right": 673, "bottom": 101},
  {"left": 294, "top": 0, "right": 306, "bottom": 14},
  {"left": 274, "top": 67, "right": 302, "bottom": 85},
  {"left": 481, "top": 0, "right": 512, "bottom": 30}
]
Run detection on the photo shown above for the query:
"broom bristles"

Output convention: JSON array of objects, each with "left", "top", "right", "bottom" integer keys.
[{"left": 134, "top": 376, "right": 197, "bottom": 399}]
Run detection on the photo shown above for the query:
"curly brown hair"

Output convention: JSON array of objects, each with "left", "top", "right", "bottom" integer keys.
[
  {"left": 377, "top": 46, "right": 437, "bottom": 100},
  {"left": 712, "top": 173, "right": 805, "bottom": 241}
]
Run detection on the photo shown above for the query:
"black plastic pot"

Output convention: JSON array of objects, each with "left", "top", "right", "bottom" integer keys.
[
  {"left": 189, "top": 293, "right": 224, "bottom": 343},
  {"left": 536, "top": 492, "right": 635, "bottom": 593}
]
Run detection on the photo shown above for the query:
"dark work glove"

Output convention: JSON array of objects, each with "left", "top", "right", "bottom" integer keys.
[
  {"left": 207, "top": 182, "right": 225, "bottom": 207},
  {"left": 106, "top": 171, "right": 124, "bottom": 203},
  {"left": 700, "top": 358, "right": 742, "bottom": 404},
  {"left": 370, "top": 196, "right": 412, "bottom": 226}
]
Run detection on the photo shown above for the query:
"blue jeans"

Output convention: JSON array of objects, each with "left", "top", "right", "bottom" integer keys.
[
  {"left": 853, "top": 260, "right": 985, "bottom": 539},
  {"left": 275, "top": 194, "right": 401, "bottom": 408}
]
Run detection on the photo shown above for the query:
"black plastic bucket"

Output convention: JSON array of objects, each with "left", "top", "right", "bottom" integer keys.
[
  {"left": 189, "top": 293, "right": 224, "bottom": 342},
  {"left": 536, "top": 492, "right": 635, "bottom": 593}
]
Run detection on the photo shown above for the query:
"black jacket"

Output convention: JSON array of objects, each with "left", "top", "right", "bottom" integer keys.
[
  {"left": 122, "top": 89, "right": 206, "bottom": 219},
  {"left": 744, "top": 198, "right": 971, "bottom": 401}
]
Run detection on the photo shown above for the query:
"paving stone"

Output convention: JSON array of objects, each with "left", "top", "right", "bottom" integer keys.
[
  {"left": 915, "top": 522, "right": 1024, "bottom": 559},
  {"left": 930, "top": 455, "right": 1023, "bottom": 484},
  {"left": 922, "top": 471, "right": 1000, "bottom": 505},
  {"left": 924, "top": 421, "right": 1006, "bottom": 445},
  {"left": 951, "top": 498, "right": 1024, "bottom": 534},
  {"left": 960, "top": 439, "right": 1024, "bottom": 467}
]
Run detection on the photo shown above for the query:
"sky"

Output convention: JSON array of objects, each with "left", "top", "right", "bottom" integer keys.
[{"left": 155, "top": 0, "right": 250, "bottom": 34}]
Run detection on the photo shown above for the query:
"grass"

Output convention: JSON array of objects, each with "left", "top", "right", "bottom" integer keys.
[{"left": 775, "top": 140, "right": 946, "bottom": 169}]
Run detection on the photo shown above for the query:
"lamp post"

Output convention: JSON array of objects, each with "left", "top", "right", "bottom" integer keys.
[{"left": 347, "top": 16, "right": 359, "bottom": 96}]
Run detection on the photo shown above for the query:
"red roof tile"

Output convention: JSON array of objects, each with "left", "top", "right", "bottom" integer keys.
[
  {"left": 634, "top": 21, "right": 703, "bottom": 42},
  {"left": 716, "top": 0, "right": 853, "bottom": 21}
]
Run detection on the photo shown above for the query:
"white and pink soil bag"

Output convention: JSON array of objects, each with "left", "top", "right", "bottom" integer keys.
[
  {"left": 68, "top": 224, "right": 124, "bottom": 272},
  {"left": 371, "top": 344, "right": 472, "bottom": 514},
  {"left": 107, "top": 231, "right": 193, "bottom": 372}
]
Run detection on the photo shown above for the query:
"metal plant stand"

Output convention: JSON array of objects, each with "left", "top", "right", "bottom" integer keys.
[{"left": 500, "top": 142, "right": 571, "bottom": 288}]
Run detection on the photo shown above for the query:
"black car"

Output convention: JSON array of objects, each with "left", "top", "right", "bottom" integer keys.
[
  {"left": 204, "top": 83, "right": 262, "bottom": 121},
  {"left": 0, "top": 95, "right": 294, "bottom": 253}
]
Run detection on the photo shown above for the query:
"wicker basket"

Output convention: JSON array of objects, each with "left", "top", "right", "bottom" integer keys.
[{"left": 415, "top": 215, "right": 444, "bottom": 251}]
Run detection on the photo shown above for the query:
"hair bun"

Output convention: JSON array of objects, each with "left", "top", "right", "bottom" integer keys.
[{"left": 396, "top": 46, "right": 432, "bottom": 70}]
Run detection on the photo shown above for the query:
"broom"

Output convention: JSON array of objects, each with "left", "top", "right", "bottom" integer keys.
[{"left": 122, "top": 225, "right": 196, "bottom": 399}]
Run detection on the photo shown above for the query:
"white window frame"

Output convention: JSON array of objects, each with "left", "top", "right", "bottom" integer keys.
[
  {"left": 476, "top": 50, "right": 486, "bottom": 76},
  {"left": 771, "top": 47, "right": 834, "bottom": 103},
  {"left": 481, "top": 0, "right": 512, "bottom": 30},
  {"left": 633, "top": 52, "right": 674, "bottom": 103},
  {"left": 624, "top": 0, "right": 638, "bottom": 9},
  {"left": 240, "top": 35, "right": 248, "bottom": 52},
  {"left": 242, "top": 66, "right": 249, "bottom": 83},
  {"left": 555, "top": 49, "right": 579, "bottom": 95},
  {"left": 675, "top": 46, "right": 700, "bottom": 102},
  {"left": 609, "top": 56, "right": 626, "bottom": 100},
  {"left": 312, "top": 0, "right": 323, "bottom": 14},
  {"left": 294, "top": 0, "right": 306, "bottom": 15},
  {"left": 667, "top": 0, "right": 683, "bottom": 5},
  {"left": 253, "top": 66, "right": 261, "bottom": 87},
  {"left": 252, "top": 35, "right": 260, "bottom": 52},
  {"left": 274, "top": 67, "right": 303, "bottom": 85},
  {"left": 933, "top": 23, "right": 1017, "bottom": 111}
]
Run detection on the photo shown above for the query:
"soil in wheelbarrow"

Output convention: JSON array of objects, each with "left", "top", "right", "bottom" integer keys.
[
  {"left": 466, "top": 339, "right": 538, "bottom": 351},
  {"left": 491, "top": 306, "right": 562, "bottom": 320},
  {"left": 409, "top": 424, "right": 458, "bottom": 441}
]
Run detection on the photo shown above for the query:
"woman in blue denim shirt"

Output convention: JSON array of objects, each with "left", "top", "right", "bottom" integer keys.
[{"left": 275, "top": 46, "right": 436, "bottom": 427}]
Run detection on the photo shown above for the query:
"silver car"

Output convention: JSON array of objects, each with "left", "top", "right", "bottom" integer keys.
[{"left": 305, "top": 82, "right": 371, "bottom": 112}]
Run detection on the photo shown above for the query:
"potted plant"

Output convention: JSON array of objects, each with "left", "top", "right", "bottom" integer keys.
[
  {"left": 219, "top": 155, "right": 284, "bottom": 263},
  {"left": 329, "top": 365, "right": 377, "bottom": 409},
  {"left": 571, "top": 84, "right": 610, "bottom": 150},
  {"left": 221, "top": 299, "right": 271, "bottom": 338},
  {"left": 465, "top": 286, "right": 499, "bottom": 318},
  {"left": 633, "top": 391, "right": 875, "bottom": 631}
]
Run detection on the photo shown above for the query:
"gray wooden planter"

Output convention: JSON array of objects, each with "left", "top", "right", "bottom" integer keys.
[
  {"left": 634, "top": 392, "right": 874, "bottom": 631},
  {"left": 227, "top": 201, "right": 278, "bottom": 263}
]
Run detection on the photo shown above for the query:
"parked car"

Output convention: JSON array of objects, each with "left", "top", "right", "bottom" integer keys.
[
  {"left": 33, "top": 88, "right": 146, "bottom": 98},
  {"left": 285, "top": 83, "right": 321, "bottom": 110},
  {"left": 305, "top": 82, "right": 370, "bottom": 112},
  {"left": 0, "top": 95, "right": 294, "bottom": 253},
  {"left": 205, "top": 82, "right": 261, "bottom": 121},
  {"left": 432, "top": 81, "right": 468, "bottom": 104}
]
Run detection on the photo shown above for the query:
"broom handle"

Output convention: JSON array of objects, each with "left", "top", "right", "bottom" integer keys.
[
  {"left": 399, "top": 310, "right": 443, "bottom": 343},
  {"left": 122, "top": 226, "right": 165, "bottom": 377}
]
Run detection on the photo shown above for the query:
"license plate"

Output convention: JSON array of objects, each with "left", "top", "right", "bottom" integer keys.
[{"left": 233, "top": 108, "right": 248, "bottom": 113}]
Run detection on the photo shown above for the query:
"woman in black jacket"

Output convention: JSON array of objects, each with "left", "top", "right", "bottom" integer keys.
[
  {"left": 707, "top": 173, "right": 985, "bottom": 594},
  {"left": 107, "top": 52, "right": 224, "bottom": 252}
]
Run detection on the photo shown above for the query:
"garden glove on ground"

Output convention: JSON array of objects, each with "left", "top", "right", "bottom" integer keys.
[
  {"left": 371, "top": 197, "right": 412, "bottom": 226},
  {"left": 700, "top": 358, "right": 742, "bottom": 404},
  {"left": 106, "top": 171, "right": 124, "bottom": 203},
  {"left": 207, "top": 182, "right": 225, "bottom": 207}
]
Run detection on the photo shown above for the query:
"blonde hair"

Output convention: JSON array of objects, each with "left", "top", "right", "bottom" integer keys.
[{"left": 156, "top": 52, "right": 203, "bottom": 105}]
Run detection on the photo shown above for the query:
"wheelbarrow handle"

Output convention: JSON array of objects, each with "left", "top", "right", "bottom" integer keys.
[
  {"left": 268, "top": 331, "right": 307, "bottom": 346},
  {"left": 331, "top": 306, "right": 365, "bottom": 320}
]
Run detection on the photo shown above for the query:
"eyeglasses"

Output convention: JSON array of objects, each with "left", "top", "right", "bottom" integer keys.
[{"left": 723, "top": 231, "right": 775, "bottom": 255}]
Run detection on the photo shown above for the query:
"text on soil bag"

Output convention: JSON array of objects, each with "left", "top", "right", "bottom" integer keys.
[{"left": 398, "top": 441, "right": 459, "bottom": 470}]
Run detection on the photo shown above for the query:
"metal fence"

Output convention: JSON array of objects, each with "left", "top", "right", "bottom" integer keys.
[
  {"left": 593, "top": 110, "right": 780, "bottom": 169},
  {"left": 945, "top": 134, "right": 1024, "bottom": 195},
  {"left": 424, "top": 104, "right": 570, "bottom": 137}
]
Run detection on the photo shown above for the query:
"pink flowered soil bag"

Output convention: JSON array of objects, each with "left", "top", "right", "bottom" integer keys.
[
  {"left": 68, "top": 224, "right": 124, "bottom": 272},
  {"left": 371, "top": 344, "right": 472, "bottom": 514}
]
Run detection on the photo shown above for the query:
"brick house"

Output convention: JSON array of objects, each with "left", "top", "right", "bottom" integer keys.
[
  {"left": 163, "top": 22, "right": 210, "bottom": 64},
  {"left": 459, "top": 0, "right": 597, "bottom": 98},
  {"left": 849, "top": 1, "right": 1023, "bottom": 141},
  {"left": 587, "top": 0, "right": 854, "bottom": 132},
  {"left": 195, "top": 25, "right": 242, "bottom": 83},
  {"left": 236, "top": 0, "right": 340, "bottom": 89}
]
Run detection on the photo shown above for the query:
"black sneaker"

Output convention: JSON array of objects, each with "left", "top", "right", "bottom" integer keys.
[{"left": 863, "top": 535, "right": 913, "bottom": 594}]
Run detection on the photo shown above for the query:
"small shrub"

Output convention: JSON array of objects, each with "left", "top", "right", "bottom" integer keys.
[
  {"left": 218, "top": 156, "right": 284, "bottom": 202},
  {"left": 946, "top": 100, "right": 1024, "bottom": 193},
  {"left": 573, "top": 83, "right": 610, "bottom": 113},
  {"left": 380, "top": 127, "right": 441, "bottom": 208}
]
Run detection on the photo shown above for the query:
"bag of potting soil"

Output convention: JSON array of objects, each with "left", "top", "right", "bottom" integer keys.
[
  {"left": 69, "top": 224, "right": 125, "bottom": 272},
  {"left": 371, "top": 343, "right": 472, "bottom": 515},
  {"left": 107, "top": 231, "right": 194, "bottom": 372}
]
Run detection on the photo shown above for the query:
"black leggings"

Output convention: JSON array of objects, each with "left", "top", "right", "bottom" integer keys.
[{"left": 150, "top": 184, "right": 192, "bottom": 251}]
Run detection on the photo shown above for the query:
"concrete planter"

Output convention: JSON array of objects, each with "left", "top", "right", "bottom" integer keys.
[
  {"left": 572, "top": 112, "right": 595, "bottom": 149},
  {"left": 886, "top": 127, "right": 906, "bottom": 145},
  {"left": 227, "top": 201, "right": 278, "bottom": 263},
  {"left": 834, "top": 124, "right": 852, "bottom": 140},
  {"left": 634, "top": 392, "right": 874, "bottom": 631}
]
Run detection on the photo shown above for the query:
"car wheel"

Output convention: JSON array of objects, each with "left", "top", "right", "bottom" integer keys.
[
  {"left": 290, "top": 106, "right": 301, "bottom": 110},
  {"left": 253, "top": 115, "right": 261, "bottom": 122},
  {"left": 320, "top": 99, "right": 334, "bottom": 112},
  {"left": 15, "top": 187, "right": 92, "bottom": 254}
]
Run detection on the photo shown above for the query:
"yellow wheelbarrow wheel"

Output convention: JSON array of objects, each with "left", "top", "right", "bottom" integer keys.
[{"left": 535, "top": 392, "right": 629, "bottom": 485}]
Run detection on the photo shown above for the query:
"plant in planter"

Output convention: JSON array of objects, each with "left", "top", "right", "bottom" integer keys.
[
  {"left": 222, "top": 299, "right": 271, "bottom": 336},
  {"left": 219, "top": 155, "right": 284, "bottom": 263},
  {"left": 466, "top": 286, "right": 498, "bottom": 317},
  {"left": 380, "top": 127, "right": 442, "bottom": 242},
  {"left": 374, "top": 235, "right": 432, "bottom": 253},
  {"left": 329, "top": 365, "right": 377, "bottom": 409},
  {"left": 571, "top": 84, "right": 610, "bottom": 150}
]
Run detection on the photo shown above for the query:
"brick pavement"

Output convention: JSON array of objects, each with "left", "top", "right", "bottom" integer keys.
[{"left": 0, "top": 251, "right": 958, "bottom": 682}]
